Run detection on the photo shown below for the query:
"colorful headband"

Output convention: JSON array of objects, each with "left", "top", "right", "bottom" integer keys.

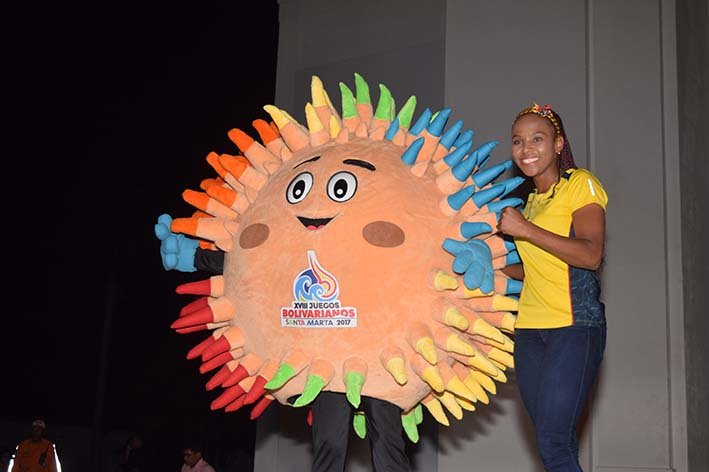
[{"left": 516, "top": 102, "right": 561, "bottom": 135}]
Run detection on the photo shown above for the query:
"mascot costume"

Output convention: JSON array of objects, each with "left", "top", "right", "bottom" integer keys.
[{"left": 155, "top": 73, "right": 523, "bottom": 443}]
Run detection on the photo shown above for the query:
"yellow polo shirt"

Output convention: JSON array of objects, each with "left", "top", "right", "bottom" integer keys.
[{"left": 515, "top": 168, "right": 608, "bottom": 328}]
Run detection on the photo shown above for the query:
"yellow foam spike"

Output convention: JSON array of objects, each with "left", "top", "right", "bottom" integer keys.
[
  {"left": 492, "top": 294, "right": 519, "bottom": 312},
  {"left": 329, "top": 115, "right": 341, "bottom": 138},
  {"left": 472, "top": 318, "right": 506, "bottom": 344},
  {"left": 305, "top": 103, "right": 324, "bottom": 133},
  {"left": 455, "top": 396, "right": 476, "bottom": 412},
  {"left": 446, "top": 334, "right": 476, "bottom": 356},
  {"left": 472, "top": 370, "right": 497, "bottom": 395},
  {"left": 421, "top": 366, "right": 444, "bottom": 392},
  {"left": 468, "top": 354, "right": 500, "bottom": 377},
  {"left": 433, "top": 271, "right": 458, "bottom": 290},
  {"left": 422, "top": 396, "right": 449, "bottom": 426},
  {"left": 487, "top": 347, "right": 514, "bottom": 368},
  {"left": 385, "top": 358, "right": 408, "bottom": 385},
  {"left": 263, "top": 105, "right": 289, "bottom": 129},
  {"left": 310, "top": 76, "right": 328, "bottom": 107},
  {"left": 463, "top": 374, "right": 489, "bottom": 404},
  {"left": 444, "top": 307, "right": 469, "bottom": 331},
  {"left": 446, "top": 377, "right": 476, "bottom": 402},
  {"left": 436, "top": 391, "right": 463, "bottom": 420},
  {"left": 416, "top": 338, "right": 438, "bottom": 365},
  {"left": 501, "top": 312, "right": 517, "bottom": 332}
]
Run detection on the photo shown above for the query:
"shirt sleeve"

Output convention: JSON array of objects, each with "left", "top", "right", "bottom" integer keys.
[{"left": 566, "top": 169, "right": 608, "bottom": 212}]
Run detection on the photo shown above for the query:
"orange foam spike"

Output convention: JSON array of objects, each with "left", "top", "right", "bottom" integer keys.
[
  {"left": 182, "top": 189, "right": 238, "bottom": 220},
  {"left": 228, "top": 128, "right": 281, "bottom": 175},
  {"left": 171, "top": 217, "right": 233, "bottom": 242},
  {"left": 205, "top": 183, "right": 250, "bottom": 214},
  {"left": 199, "top": 177, "right": 221, "bottom": 191},
  {"left": 253, "top": 119, "right": 280, "bottom": 144},
  {"left": 219, "top": 154, "right": 268, "bottom": 190},
  {"left": 410, "top": 131, "right": 440, "bottom": 177}
]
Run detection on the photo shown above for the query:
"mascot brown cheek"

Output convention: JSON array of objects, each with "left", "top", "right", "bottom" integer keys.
[{"left": 166, "top": 73, "right": 520, "bottom": 439}]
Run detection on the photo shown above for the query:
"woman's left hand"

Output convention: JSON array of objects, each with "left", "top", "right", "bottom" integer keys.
[{"left": 497, "top": 207, "right": 531, "bottom": 238}]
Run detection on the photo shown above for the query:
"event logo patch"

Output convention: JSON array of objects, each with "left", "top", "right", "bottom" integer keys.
[{"left": 281, "top": 251, "right": 358, "bottom": 328}]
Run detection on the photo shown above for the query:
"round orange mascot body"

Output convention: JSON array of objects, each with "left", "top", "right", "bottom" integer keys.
[{"left": 165, "top": 73, "right": 520, "bottom": 438}]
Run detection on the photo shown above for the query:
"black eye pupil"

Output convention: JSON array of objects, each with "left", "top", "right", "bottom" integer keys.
[
  {"left": 294, "top": 181, "right": 305, "bottom": 196},
  {"left": 335, "top": 180, "right": 347, "bottom": 196}
]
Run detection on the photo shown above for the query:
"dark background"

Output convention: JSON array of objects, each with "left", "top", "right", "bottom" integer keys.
[{"left": 3, "top": 1, "right": 279, "bottom": 470}]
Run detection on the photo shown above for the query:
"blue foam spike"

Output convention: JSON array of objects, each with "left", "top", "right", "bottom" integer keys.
[
  {"left": 439, "top": 120, "right": 463, "bottom": 149},
  {"left": 447, "top": 185, "right": 476, "bottom": 211},
  {"left": 488, "top": 197, "right": 524, "bottom": 214},
  {"left": 468, "top": 141, "right": 498, "bottom": 170},
  {"left": 401, "top": 137, "right": 425, "bottom": 165},
  {"left": 426, "top": 108, "right": 452, "bottom": 137},
  {"left": 506, "top": 250, "right": 521, "bottom": 265},
  {"left": 453, "top": 129, "right": 473, "bottom": 147},
  {"left": 442, "top": 140, "right": 472, "bottom": 167},
  {"left": 452, "top": 152, "right": 479, "bottom": 182},
  {"left": 409, "top": 108, "right": 432, "bottom": 135},
  {"left": 460, "top": 222, "right": 492, "bottom": 238},
  {"left": 385, "top": 117, "right": 400, "bottom": 141},
  {"left": 477, "top": 154, "right": 491, "bottom": 170},
  {"left": 442, "top": 238, "right": 467, "bottom": 255},
  {"left": 471, "top": 184, "right": 505, "bottom": 208},
  {"left": 472, "top": 159, "right": 512, "bottom": 188},
  {"left": 505, "top": 279, "right": 523, "bottom": 295},
  {"left": 452, "top": 252, "right": 474, "bottom": 274},
  {"left": 500, "top": 176, "right": 526, "bottom": 198},
  {"left": 504, "top": 239, "right": 517, "bottom": 252}
]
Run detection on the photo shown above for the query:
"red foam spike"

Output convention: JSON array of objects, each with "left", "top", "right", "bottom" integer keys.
[
  {"left": 222, "top": 365, "right": 249, "bottom": 387},
  {"left": 225, "top": 395, "right": 247, "bottom": 412},
  {"left": 200, "top": 352, "right": 233, "bottom": 373},
  {"left": 176, "top": 279, "right": 212, "bottom": 295},
  {"left": 180, "top": 296, "right": 210, "bottom": 317},
  {"left": 171, "top": 305, "right": 214, "bottom": 329},
  {"left": 206, "top": 365, "right": 232, "bottom": 391},
  {"left": 211, "top": 385, "right": 245, "bottom": 410},
  {"left": 175, "top": 324, "right": 207, "bottom": 334},
  {"left": 250, "top": 397, "right": 273, "bottom": 420},
  {"left": 243, "top": 376, "right": 267, "bottom": 405},
  {"left": 306, "top": 409, "right": 313, "bottom": 426},
  {"left": 201, "top": 336, "right": 230, "bottom": 362},
  {"left": 187, "top": 335, "right": 217, "bottom": 360}
]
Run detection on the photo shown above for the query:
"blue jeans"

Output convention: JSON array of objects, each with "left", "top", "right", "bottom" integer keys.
[{"left": 514, "top": 325, "right": 606, "bottom": 471}]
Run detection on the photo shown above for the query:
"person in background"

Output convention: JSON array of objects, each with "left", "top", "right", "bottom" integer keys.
[
  {"left": 1, "top": 447, "right": 12, "bottom": 472},
  {"left": 11, "top": 420, "right": 57, "bottom": 472},
  {"left": 498, "top": 103, "right": 608, "bottom": 471},
  {"left": 181, "top": 444, "right": 215, "bottom": 472}
]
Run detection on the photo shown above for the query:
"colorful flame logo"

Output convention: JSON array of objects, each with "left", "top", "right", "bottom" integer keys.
[{"left": 293, "top": 251, "right": 339, "bottom": 302}]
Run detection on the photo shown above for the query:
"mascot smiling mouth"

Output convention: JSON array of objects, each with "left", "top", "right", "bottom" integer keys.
[{"left": 297, "top": 216, "right": 334, "bottom": 230}]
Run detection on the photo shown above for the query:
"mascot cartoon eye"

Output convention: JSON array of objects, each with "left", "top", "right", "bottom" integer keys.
[
  {"left": 326, "top": 171, "right": 358, "bottom": 202},
  {"left": 286, "top": 172, "right": 314, "bottom": 204}
]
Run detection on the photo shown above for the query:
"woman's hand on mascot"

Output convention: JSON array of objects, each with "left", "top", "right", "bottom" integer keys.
[
  {"left": 496, "top": 207, "right": 531, "bottom": 239},
  {"left": 154, "top": 213, "right": 198, "bottom": 272}
]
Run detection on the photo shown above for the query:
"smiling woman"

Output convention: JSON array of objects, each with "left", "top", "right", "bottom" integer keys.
[{"left": 155, "top": 73, "right": 526, "bottom": 471}]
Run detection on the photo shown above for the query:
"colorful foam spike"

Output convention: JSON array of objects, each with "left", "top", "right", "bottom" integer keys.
[
  {"left": 343, "top": 357, "right": 368, "bottom": 408},
  {"left": 408, "top": 108, "right": 432, "bottom": 137},
  {"left": 410, "top": 354, "right": 444, "bottom": 392},
  {"left": 213, "top": 376, "right": 256, "bottom": 411},
  {"left": 455, "top": 395, "right": 477, "bottom": 412},
  {"left": 472, "top": 159, "right": 513, "bottom": 189},
  {"left": 186, "top": 326, "right": 229, "bottom": 360},
  {"left": 218, "top": 154, "right": 268, "bottom": 191},
  {"left": 175, "top": 321, "right": 228, "bottom": 335},
  {"left": 310, "top": 75, "right": 341, "bottom": 134},
  {"left": 435, "top": 391, "right": 463, "bottom": 420},
  {"left": 338, "top": 82, "right": 360, "bottom": 132},
  {"left": 457, "top": 306, "right": 506, "bottom": 344},
  {"left": 471, "top": 370, "right": 497, "bottom": 394},
  {"left": 471, "top": 332, "right": 515, "bottom": 355},
  {"left": 448, "top": 349, "right": 500, "bottom": 378},
  {"left": 263, "top": 105, "right": 311, "bottom": 151},
  {"left": 437, "top": 361, "right": 476, "bottom": 402},
  {"left": 251, "top": 119, "right": 283, "bottom": 154},
  {"left": 206, "top": 359, "right": 240, "bottom": 391},
  {"left": 379, "top": 346, "right": 407, "bottom": 385},
  {"left": 304, "top": 102, "right": 331, "bottom": 147},
  {"left": 182, "top": 189, "right": 238, "bottom": 220},
  {"left": 293, "top": 359, "right": 335, "bottom": 407},
  {"left": 460, "top": 221, "right": 494, "bottom": 239},
  {"left": 353, "top": 412, "right": 367, "bottom": 439},
  {"left": 396, "top": 96, "right": 417, "bottom": 130},
  {"left": 433, "top": 327, "right": 476, "bottom": 357},
  {"left": 244, "top": 359, "right": 279, "bottom": 404},
  {"left": 265, "top": 350, "right": 310, "bottom": 390},
  {"left": 250, "top": 394, "right": 275, "bottom": 420},
  {"left": 435, "top": 140, "right": 474, "bottom": 183},
  {"left": 176, "top": 276, "right": 224, "bottom": 297},
  {"left": 200, "top": 326, "right": 246, "bottom": 360},
  {"left": 205, "top": 151, "right": 246, "bottom": 193},
  {"left": 452, "top": 363, "right": 489, "bottom": 404},
  {"left": 170, "top": 296, "right": 235, "bottom": 330},
  {"left": 406, "top": 322, "right": 437, "bottom": 364},
  {"left": 477, "top": 311, "right": 517, "bottom": 333},
  {"left": 421, "top": 394, "right": 449, "bottom": 426},
  {"left": 171, "top": 216, "right": 236, "bottom": 243},
  {"left": 199, "top": 348, "right": 244, "bottom": 374},
  {"left": 354, "top": 72, "right": 373, "bottom": 125},
  {"left": 430, "top": 298, "right": 469, "bottom": 331},
  {"left": 401, "top": 409, "right": 420, "bottom": 443},
  {"left": 466, "top": 294, "right": 519, "bottom": 312},
  {"left": 401, "top": 137, "right": 424, "bottom": 166},
  {"left": 431, "top": 270, "right": 459, "bottom": 291},
  {"left": 228, "top": 128, "right": 281, "bottom": 175},
  {"left": 409, "top": 109, "right": 452, "bottom": 177},
  {"left": 205, "top": 182, "right": 250, "bottom": 214},
  {"left": 222, "top": 353, "right": 263, "bottom": 388},
  {"left": 181, "top": 298, "right": 209, "bottom": 318},
  {"left": 370, "top": 83, "right": 395, "bottom": 131}
]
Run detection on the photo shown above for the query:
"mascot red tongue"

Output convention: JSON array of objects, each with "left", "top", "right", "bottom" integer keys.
[{"left": 160, "top": 73, "right": 521, "bottom": 440}]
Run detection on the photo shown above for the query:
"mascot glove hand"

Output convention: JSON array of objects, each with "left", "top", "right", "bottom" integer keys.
[
  {"left": 154, "top": 213, "right": 198, "bottom": 272},
  {"left": 443, "top": 238, "right": 494, "bottom": 294}
]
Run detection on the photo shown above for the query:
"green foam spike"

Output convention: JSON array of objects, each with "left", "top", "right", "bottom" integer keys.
[
  {"left": 354, "top": 72, "right": 371, "bottom": 105},
  {"left": 339, "top": 82, "right": 357, "bottom": 119},
  {"left": 353, "top": 412, "right": 367, "bottom": 439},
  {"left": 430, "top": 110, "right": 440, "bottom": 123},
  {"left": 397, "top": 96, "right": 417, "bottom": 129},
  {"left": 374, "top": 84, "right": 393, "bottom": 120},
  {"left": 293, "top": 374, "right": 326, "bottom": 407},
  {"left": 389, "top": 97, "right": 396, "bottom": 121},
  {"left": 414, "top": 404, "right": 423, "bottom": 425},
  {"left": 264, "top": 363, "right": 296, "bottom": 390},
  {"left": 402, "top": 412, "right": 420, "bottom": 443},
  {"left": 344, "top": 371, "right": 365, "bottom": 408}
]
